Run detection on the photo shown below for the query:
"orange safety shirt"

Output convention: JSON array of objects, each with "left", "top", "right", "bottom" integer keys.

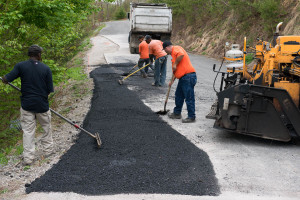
[
  {"left": 149, "top": 40, "right": 167, "bottom": 58},
  {"left": 171, "top": 46, "right": 196, "bottom": 79},
  {"left": 139, "top": 41, "right": 149, "bottom": 59}
]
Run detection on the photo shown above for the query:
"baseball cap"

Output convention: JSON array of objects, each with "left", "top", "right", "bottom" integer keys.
[
  {"left": 163, "top": 41, "right": 172, "bottom": 49},
  {"left": 145, "top": 35, "right": 151, "bottom": 40},
  {"left": 28, "top": 45, "right": 43, "bottom": 56}
]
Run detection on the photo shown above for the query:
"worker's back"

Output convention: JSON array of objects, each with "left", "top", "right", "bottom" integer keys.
[{"left": 5, "top": 59, "right": 53, "bottom": 112}]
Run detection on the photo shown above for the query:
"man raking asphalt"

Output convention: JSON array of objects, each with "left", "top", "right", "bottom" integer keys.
[
  {"left": 1, "top": 45, "right": 101, "bottom": 165},
  {"left": 118, "top": 62, "right": 151, "bottom": 85},
  {"left": 1, "top": 76, "right": 102, "bottom": 148}
]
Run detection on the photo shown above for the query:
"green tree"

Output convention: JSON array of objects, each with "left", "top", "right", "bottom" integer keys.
[
  {"left": 253, "top": 0, "right": 284, "bottom": 33},
  {"left": 0, "top": 0, "right": 99, "bottom": 151},
  {"left": 115, "top": 6, "right": 126, "bottom": 20}
]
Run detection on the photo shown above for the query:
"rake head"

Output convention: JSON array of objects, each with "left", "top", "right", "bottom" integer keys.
[
  {"left": 118, "top": 79, "right": 124, "bottom": 85},
  {"left": 95, "top": 132, "right": 102, "bottom": 148}
]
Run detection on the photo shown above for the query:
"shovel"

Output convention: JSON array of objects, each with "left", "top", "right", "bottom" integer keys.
[
  {"left": 156, "top": 84, "right": 172, "bottom": 115},
  {"left": 0, "top": 77, "right": 102, "bottom": 148}
]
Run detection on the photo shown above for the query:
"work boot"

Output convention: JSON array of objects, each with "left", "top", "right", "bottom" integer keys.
[
  {"left": 168, "top": 112, "right": 182, "bottom": 119},
  {"left": 182, "top": 117, "right": 196, "bottom": 123},
  {"left": 142, "top": 73, "right": 148, "bottom": 78}
]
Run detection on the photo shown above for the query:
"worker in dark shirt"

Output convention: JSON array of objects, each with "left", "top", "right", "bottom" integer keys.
[{"left": 2, "top": 45, "right": 54, "bottom": 165}]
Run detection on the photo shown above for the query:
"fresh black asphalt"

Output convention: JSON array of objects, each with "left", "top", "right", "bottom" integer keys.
[{"left": 26, "top": 64, "right": 220, "bottom": 196}]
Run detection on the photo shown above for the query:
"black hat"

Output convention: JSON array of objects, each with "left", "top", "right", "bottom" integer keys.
[
  {"left": 28, "top": 45, "right": 43, "bottom": 56},
  {"left": 145, "top": 35, "right": 151, "bottom": 40},
  {"left": 163, "top": 41, "right": 172, "bottom": 49}
]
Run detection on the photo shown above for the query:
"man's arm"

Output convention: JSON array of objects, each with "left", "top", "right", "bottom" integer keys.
[
  {"left": 3, "top": 64, "right": 20, "bottom": 84},
  {"left": 46, "top": 68, "right": 54, "bottom": 95},
  {"left": 169, "top": 74, "right": 176, "bottom": 87},
  {"left": 139, "top": 44, "right": 141, "bottom": 56},
  {"left": 149, "top": 54, "right": 155, "bottom": 63},
  {"left": 172, "top": 55, "right": 184, "bottom": 72}
]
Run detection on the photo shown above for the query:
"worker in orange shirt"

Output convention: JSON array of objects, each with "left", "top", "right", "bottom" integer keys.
[
  {"left": 138, "top": 35, "right": 150, "bottom": 78},
  {"left": 145, "top": 35, "right": 168, "bottom": 87},
  {"left": 163, "top": 41, "right": 197, "bottom": 123}
]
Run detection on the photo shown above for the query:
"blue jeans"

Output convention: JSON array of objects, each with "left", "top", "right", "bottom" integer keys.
[
  {"left": 138, "top": 58, "right": 150, "bottom": 74},
  {"left": 154, "top": 56, "right": 167, "bottom": 86},
  {"left": 174, "top": 73, "right": 197, "bottom": 119}
]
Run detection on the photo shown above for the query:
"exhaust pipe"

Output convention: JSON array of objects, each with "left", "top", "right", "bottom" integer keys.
[
  {"left": 273, "top": 22, "right": 283, "bottom": 47},
  {"left": 275, "top": 22, "right": 283, "bottom": 33}
]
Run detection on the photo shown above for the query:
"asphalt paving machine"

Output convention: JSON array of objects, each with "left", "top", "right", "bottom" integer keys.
[{"left": 207, "top": 22, "right": 300, "bottom": 142}]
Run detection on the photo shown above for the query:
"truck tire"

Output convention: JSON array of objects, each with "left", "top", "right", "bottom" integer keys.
[
  {"left": 161, "top": 34, "right": 171, "bottom": 42},
  {"left": 130, "top": 47, "right": 136, "bottom": 54}
]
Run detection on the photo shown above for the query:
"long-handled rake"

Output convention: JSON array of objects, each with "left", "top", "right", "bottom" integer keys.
[
  {"left": 118, "top": 62, "right": 151, "bottom": 85},
  {"left": 0, "top": 77, "right": 102, "bottom": 148},
  {"left": 122, "top": 64, "right": 138, "bottom": 76}
]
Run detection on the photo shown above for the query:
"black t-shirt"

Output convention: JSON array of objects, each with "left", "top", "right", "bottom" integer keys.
[{"left": 5, "top": 59, "right": 54, "bottom": 113}]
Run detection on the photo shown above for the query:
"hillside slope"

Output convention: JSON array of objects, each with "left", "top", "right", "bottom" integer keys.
[{"left": 169, "top": 0, "right": 299, "bottom": 59}]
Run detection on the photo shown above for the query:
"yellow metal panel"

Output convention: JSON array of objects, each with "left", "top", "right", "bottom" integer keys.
[
  {"left": 278, "top": 36, "right": 300, "bottom": 54},
  {"left": 274, "top": 82, "right": 300, "bottom": 107}
]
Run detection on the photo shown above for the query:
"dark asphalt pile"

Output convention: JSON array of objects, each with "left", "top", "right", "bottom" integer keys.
[{"left": 26, "top": 64, "right": 220, "bottom": 196}]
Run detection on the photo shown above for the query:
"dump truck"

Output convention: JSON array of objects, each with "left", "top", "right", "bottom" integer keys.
[
  {"left": 207, "top": 22, "right": 300, "bottom": 142},
  {"left": 128, "top": 3, "right": 172, "bottom": 54}
]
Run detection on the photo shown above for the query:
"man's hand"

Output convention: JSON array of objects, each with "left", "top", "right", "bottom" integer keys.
[
  {"left": 1, "top": 76, "right": 8, "bottom": 84},
  {"left": 172, "top": 63, "right": 177, "bottom": 72},
  {"left": 169, "top": 74, "right": 176, "bottom": 87}
]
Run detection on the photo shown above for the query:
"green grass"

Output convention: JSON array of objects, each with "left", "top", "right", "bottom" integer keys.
[
  {"left": 0, "top": 152, "right": 9, "bottom": 165},
  {"left": 196, "top": 31, "right": 203, "bottom": 37},
  {"left": 189, "top": 45, "right": 197, "bottom": 51},
  {"left": 0, "top": 144, "right": 23, "bottom": 165},
  {"left": 0, "top": 188, "right": 8, "bottom": 194},
  {"left": 246, "top": 53, "right": 255, "bottom": 64},
  {"left": 71, "top": 82, "right": 90, "bottom": 98},
  {"left": 78, "top": 39, "right": 92, "bottom": 52},
  {"left": 73, "top": 57, "right": 84, "bottom": 66},
  {"left": 66, "top": 67, "right": 87, "bottom": 81},
  {"left": 15, "top": 145, "right": 23, "bottom": 156}
]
